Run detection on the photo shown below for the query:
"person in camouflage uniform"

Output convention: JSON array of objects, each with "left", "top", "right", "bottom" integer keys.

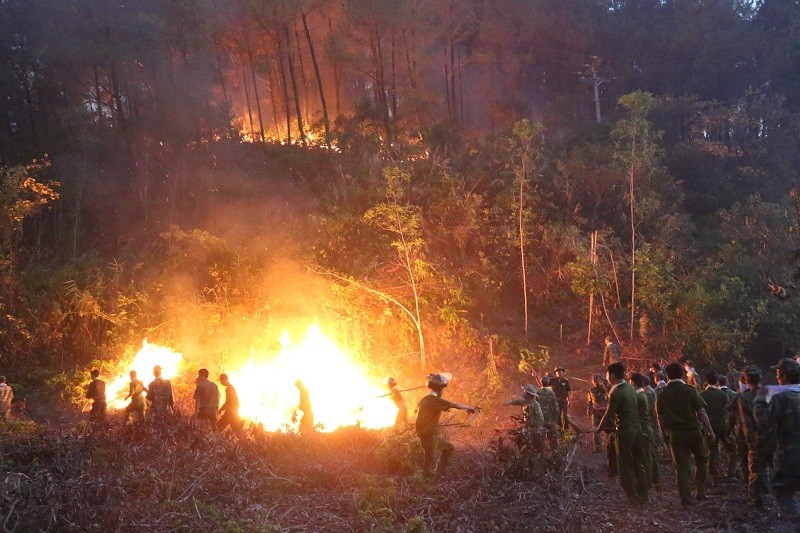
[
  {"left": 656, "top": 362, "right": 715, "bottom": 507},
  {"left": 124, "top": 370, "right": 146, "bottom": 424},
  {"left": 736, "top": 365, "right": 775, "bottom": 508},
  {"left": 603, "top": 336, "right": 622, "bottom": 368},
  {"left": 538, "top": 376, "right": 560, "bottom": 453},
  {"left": 147, "top": 365, "right": 175, "bottom": 427},
  {"left": 587, "top": 374, "right": 609, "bottom": 453},
  {"left": 415, "top": 373, "right": 479, "bottom": 478},
  {"left": 504, "top": 384, "right": 546, "bottom": 452},
  {"left": 754, "top": 358, "right": 800, "bottom": 520},
  {"left": 717, "top": 375, "right": 741, "bottom": 479},
  {"left": 596, "top": 363, "right": 649, "bottom": 505},
  {"left": 701, "top": 371, "right": 731, "bottom": 484},
  {"left": 632, "top": 373, "right": 660, "bottom": 491}
]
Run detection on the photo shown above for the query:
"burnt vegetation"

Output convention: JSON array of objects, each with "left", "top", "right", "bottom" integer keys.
[{"left": 2, "top": 0, "right": 800, "bottom": 531}]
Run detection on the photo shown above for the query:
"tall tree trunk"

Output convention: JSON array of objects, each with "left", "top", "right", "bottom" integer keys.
[
  {"left": 302, "top": 11, "right": 330, "bottom": 148},
  {"left": 276, "top": 36, "right": 293, "bottom": 144},
  {"left": 283, "top": 25, "right": 306, "bottom": 146},
  {"left": 242, "top": 67, "right": 255, "bottom": 138},
  {"left": 450, "top": 43, "right": 457, "bottom": 122},
  {"left": 519, "top": 168, "right": 529, "bottom": 339},
  {"left": 267, "top": 60, "right": 282, "bottom": 139},
  {"left": 391, "top": 29, "right": 397, "bottom": 119},
  {"left": 92, "top": 65, "right": 105, "bottom": 126},
  {"left": 443, "top": 44, "right": 451, "bottom": 118},
  {"left": 457, "top": 45, "right": 465, "bottom": 123},
  {"left": 246, "top": 40, "right": 265, "bottom": 141},
  {"left": 629, "top": 136, "right": 637, "bottom": 341},
  {"left": 293, "top": 22, "right": 311, "bottom": 127}
]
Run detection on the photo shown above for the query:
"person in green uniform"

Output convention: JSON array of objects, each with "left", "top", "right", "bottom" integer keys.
[
  {"left": 656, "top": 362, "right": 715, "bottom": 507},
  {"left": 736, "top": 365, "right": 775, "bottom": 507},
  {"left": 595, "top": 362, "right": 649, "bottom": 505},
  {"left": 753, "top": 358, "right": 800, "bottom": 521},
  {"left": 551, "top": 367, "right": 571, "bottom": 432},
  {"left": 587, "top": 374, "right": 609, "bottom": 453},
  {"left": 504, "top": 384, "right": 546, "bottom": 452},
  {"left": 415, "top": 373, "right": 479, "bottom": 478},
  {"left": 538, "top": 376, "right": 561, "bottom": 453},
  {"left": 717, "top": 375, "right": 741, "bottom": 480},
  {"left": 631, "top": 373, "right": 660, "bottom": 491},
  {"left": 124, "top": 370, "right": 146, "bottom": 424},
  {"left": 700, "top": 371, "right": 731, "bottom": 484}
]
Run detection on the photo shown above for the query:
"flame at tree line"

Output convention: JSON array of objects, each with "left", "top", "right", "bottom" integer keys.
[{"left": 104, "top": 325, "right": 397, "bottom": 432}]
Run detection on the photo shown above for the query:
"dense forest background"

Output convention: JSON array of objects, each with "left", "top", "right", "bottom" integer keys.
[{"left": 2, "top": 0, "right": 800, "bottom": 379}]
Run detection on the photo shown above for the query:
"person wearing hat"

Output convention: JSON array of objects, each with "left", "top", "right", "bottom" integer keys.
[
  {"left": 552, "top": 367, "right": 571, "bottom": 432},
  {"left": 734, "top": 365, "right": 775, "bottom": 508},
  {"left": 385, "top": 377, "right": 408, "bottom": 429},
  {"left": 504, "top": 384, "right": 545, "bottom": 452},
  {"left": 86, "top": 369, "right": 107, "bottom": 429},
  {"left": 538, "top": 376, "right": 560, "bottom": 452},
  {"left": 147, "top": 364, "right": 175, "bottom": 428},
  {"left": 655, "top": 362, "right": 715, "bottom": 507},
  {"left": 603, "top": 336, "right": 622, "bottom": 368},
  {"left": 596, "top": 362, "right": 649, "bottom": 505},
  {"left": 415, "top": 373, "right": 479, "bottom": 478},
  {"left": 754, "top": 358, "right": 800, "bottom": 519},
  {"left": 587, "top": 374, "right": 609, "bottom": 453}
]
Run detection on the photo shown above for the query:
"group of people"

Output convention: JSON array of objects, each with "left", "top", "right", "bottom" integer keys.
[
  {"left": 84, "top": 366, "right": 243, "bottom": 433},
  {"left": 582, "top": 353, "right": 800, "bottom": 521}
]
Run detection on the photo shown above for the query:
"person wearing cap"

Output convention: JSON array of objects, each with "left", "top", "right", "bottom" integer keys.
[
  {"left": 86, "top": 369, "right": 107, "bottom": 429},
  {"left": 415, "top": 373, "right": 479, "bottom": 478},
  {"left": 504, "top": 384, "right": 545, "bottom": 452},
  {"left": 700, "top": 371, "right": 731, "bottom": 485},
  {"left": 0, "top": 376, "right": 13, "bottom": 421},
  {"left": 194, "top": 368, "right": 220, "bottom": 431},
  {"left": 147, "top": 365, "right": 175, "bottom": 427},
  {"left": 735, "top": 364, "right": 775, "bottom": 508},
  {"left": 656, "top": 362, "right": 715, "bottom": 507},
  {"left": 603, "top": 336, "right": 622, "bottom": 368},
  {"left": 385, "top": 377, "right": 408, "bottom": 429},
  {"left": 587, "top": 374, "right": 609, "bottom": 453},
  {"left": 293, "top": 379, "right": 314, "bottom": 435},
  {"left": 754, "top": 358, "right": 800, "bottom": 519},
  {"left": 538, "top": 376, "right": 560, "bottom": 452},
  {"left": 552, "top": 367, "right": 571, "bottom": 432},
  {"left": 631, "top": 373, "right": 661, "bottom": 491},
  {"left": 124, "top": 370, "right": 146, "bottom": 424},
  {"left": 595, "top": 362, "right": 649, "bottom": 505}
]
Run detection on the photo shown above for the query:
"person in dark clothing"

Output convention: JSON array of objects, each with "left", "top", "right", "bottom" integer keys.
[
  {"left": 124, "top": 370, "right": 146, "bottom": 423},
  {"left": 717, "top": 375, "right": 741, "bottom": 480},
  {"left": 86, "top": 369, "right": 107, "bottom": 429},
  {"left": 587, "top": 374, "right": 609, "bottom": 453},
  {"left": 754, "top": 358, "right": 800, "bottom": 519},
  {"left": 701, "top": 371, "right": 731, "bottom": 484},
  {"left": 551, "top": 366, "right": 571, "bottom": 432},
  {"left": 632, "top": 373, "right": 660, "bottom": 491},
  {"left": 415, "top": 373, "right": 479, "bottom": 478},
  {"left": 147, "top": 365, "right": 175, "bottom": 427},
  {"left": 656, "top": 362, "right": 715, "bottom": 507},
  {"left": 193, "top": 368, "right": 219, "bottom": 431},
  {"left": 218, "top": 374, "right": 242, "bottom": 433},
  {"left": 736, "top": 365, "right": 775, "bottom": 508}
]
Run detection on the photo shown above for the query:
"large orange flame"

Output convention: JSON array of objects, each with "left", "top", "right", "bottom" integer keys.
[{"left": 106, "top": 339, "right": 183, "bottom": 409}]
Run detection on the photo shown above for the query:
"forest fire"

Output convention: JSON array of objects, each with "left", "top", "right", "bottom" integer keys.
[
  {"left": 106, "top": 327, "right": 396, "bottom": 432},
  {"left": 106, "top": 340, "right": 183, "bottom": 410},
  {"left": 226, "top": 325, "right": 396, "bottom": 432}
]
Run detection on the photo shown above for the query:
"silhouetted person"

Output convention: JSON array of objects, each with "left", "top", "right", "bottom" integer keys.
[
  {"left": 294, "top": 379, "right": 314, "bottom": 434},
  {"left": 218, "top": 374, "right": 242, "bottom": 434}
]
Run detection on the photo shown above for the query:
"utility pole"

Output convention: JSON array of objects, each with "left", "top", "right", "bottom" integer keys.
[{"left": 581, "top": 56, "right": 610, "bottom": 123}]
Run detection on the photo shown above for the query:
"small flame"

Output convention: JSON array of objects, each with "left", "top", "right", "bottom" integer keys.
[{"left": 106, "top": 340, "right": 183, "bottom": 409}]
